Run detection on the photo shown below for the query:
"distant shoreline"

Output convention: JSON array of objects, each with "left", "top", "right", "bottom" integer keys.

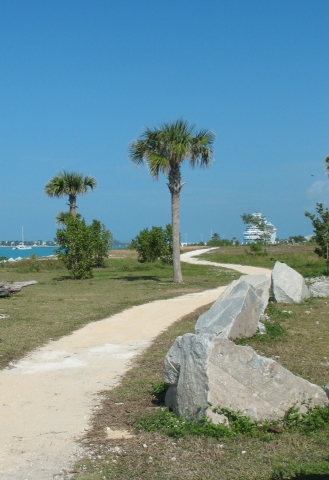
[{"left": 0, "top": 245, "right": 55, "bottom": 248}]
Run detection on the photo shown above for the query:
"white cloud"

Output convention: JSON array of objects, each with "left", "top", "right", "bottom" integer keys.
[{"left": 306, "top": 181, "right": 329, "bottom": 203}]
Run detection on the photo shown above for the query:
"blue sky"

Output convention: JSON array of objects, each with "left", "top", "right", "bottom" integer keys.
[{"left": 1, "top": 0, "right": 329, "bottom": 243}]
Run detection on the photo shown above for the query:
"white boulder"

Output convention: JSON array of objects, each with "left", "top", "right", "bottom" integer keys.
[
  {"left": 195, "top": 281, "right": 263, "bottom": 339},
  {"left": 164, "top": 334, "right": 328, "bottom": 423},
  {"left": 272, "top": 262, "right": 309, "bottom": 303},
  {"left": 309, "top": 281, "right": 329, "bottom": 298},
  {"left": 220, "top": 274, "right": 270, "bottom": 313}
]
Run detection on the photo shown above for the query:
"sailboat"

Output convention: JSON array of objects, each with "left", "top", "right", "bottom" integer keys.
[{"left": 12, "top": 227, "right": 32, "bottom": 250}]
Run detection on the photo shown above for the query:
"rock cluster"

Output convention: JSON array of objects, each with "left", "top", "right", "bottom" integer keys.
[
  {"left": 0, "top": 281, "right": 38, "bottom": 297},
  {"left": 163, "top": 262, "right": 328, "bottom": 424}
]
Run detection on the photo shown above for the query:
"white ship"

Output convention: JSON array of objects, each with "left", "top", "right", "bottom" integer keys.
[{"left": 243, "top": 213, "right": 277, "bottom": 244}]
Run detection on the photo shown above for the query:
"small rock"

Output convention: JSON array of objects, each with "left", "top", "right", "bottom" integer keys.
[
  {"left": 309, "top": 281, "right": 329, "bottom": 298},
  {"left": 257, "top": 322, "right": 266, "bottom": 335}
]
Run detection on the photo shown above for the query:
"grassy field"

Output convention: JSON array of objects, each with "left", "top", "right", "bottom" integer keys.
[
  {"left": 71, "top": 298, "right": 329, "bottom": 480},
  {"left": 0, "top": 250, "right": 239, "bottom": 369},
  {"left": 199, "top": 243, "right": 327, "bottom": 278}
]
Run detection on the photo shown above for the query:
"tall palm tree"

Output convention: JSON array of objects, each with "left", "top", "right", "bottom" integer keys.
[
  {"left": 129, "top": 119, "right": 215, "bottom": 283},
  {"left": 45, "top": 171, "right": 97, "bottom": 218}
]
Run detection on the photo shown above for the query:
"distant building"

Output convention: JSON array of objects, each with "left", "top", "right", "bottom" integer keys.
[{"left": 243, "top": 213, "right": 277, "bottom": 244}]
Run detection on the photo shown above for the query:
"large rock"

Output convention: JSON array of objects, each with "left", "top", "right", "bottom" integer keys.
[
  {"left": 220, "top": 274, "right": 270, "bottom": 313},
  {"left": 309, "top": 281, "right": 329, "bottom": 298},
  {"left": 164, "top": 334, "right": 328, "bottom": 422},
  {"left": 195, "top": 281, "right": 263, "bottom": 339},
  {"left": 0, "top": 283, "right": 11, "bottom": 297},
  {"left": 272, "top": 262, "right": 309, "bottom": 303},
  {"left": 0, "top": 281, "right": 37, "bottom": 297}
]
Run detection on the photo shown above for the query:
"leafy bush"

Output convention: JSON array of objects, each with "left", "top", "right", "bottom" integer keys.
[
  {"left": 89, "top": 219, "right": 113, "bottom": 268},
  {"left": 55, "top": 216, "right": 112, "bottom": 279},
  {"left": 130, "top": 224, "right": 173, "bottom": 264},
  {"left": 244, "top": 242, "right": 265, "bottom": 255}
]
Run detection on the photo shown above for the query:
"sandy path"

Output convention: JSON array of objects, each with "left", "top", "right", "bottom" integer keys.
[
  {"left": 0, "top": 250, "right": 271, "bottom": 479},
  {"left": 180, "top": 248, "right": 272, "bottom": 277}
]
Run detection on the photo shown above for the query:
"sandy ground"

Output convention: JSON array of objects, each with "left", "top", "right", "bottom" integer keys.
[{"left": 0, "top": 249, "right": 271, "bottom": 480}]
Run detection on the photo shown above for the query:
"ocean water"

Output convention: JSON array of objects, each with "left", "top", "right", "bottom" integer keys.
[{"left": 0, "top": 245, "right": 126, "bottom": 260}]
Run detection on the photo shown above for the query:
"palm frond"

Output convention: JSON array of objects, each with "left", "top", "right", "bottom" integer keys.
[
  {"left": 45, "top": 171, "right": 97, "bottom": 197},
  {"left": 128, "top": 119, "right": 215, "bottom": 175}
]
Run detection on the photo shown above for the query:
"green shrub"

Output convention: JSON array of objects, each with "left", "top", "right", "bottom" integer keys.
[
  {"left": 89, "top": 219, "right": 113, "bottom": 268},
  {"left": 55, "top": 216, "right": 112, "bottom": 279},
  {"left": 130, "top": 224, "right": 173, "bottom": 264}
]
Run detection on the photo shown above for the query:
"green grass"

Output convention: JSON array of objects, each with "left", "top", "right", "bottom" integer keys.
[
  {"left": 70, "top": 298, "right": 329, "bottom": 480},
  {"left": 0, "top": 251, "right": 239, "bottom": 369},
  {"left": 199, "top": 244, "right": 327, "bottom": 277}
]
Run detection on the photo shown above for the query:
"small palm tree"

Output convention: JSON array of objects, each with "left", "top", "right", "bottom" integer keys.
[
  {"left": 45, "top": 171, "right": 97, "bottom": 218},
  {"left": 129, "top": 119, "right": 215, "bottom": 283}
]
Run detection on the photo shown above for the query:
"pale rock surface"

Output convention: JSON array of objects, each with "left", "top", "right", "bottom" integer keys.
[
  {"left": 220, "top": 274, "right": 270, "bottom": 313},
  {"left": 309, "top": 281, "right": 329, "bottom": 298},
  {"left": 195, "top": 281, "right": 263, "bottom": 339},
  {"left": 272, "top": 262, "right": 309, "bottom": 303},
  {"left": 0, "top": 280, "right": 38, "bottom": 297},
  {"left": 164, "top": 334, "right": 328, "bottom": 422},
  {"left": 257, "top": 321, "right": 266, "bottom": 334}
]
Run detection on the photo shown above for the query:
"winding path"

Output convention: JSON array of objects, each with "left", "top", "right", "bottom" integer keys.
[{"left": 0, "top": 249, "right": 271, "bottom": 479}]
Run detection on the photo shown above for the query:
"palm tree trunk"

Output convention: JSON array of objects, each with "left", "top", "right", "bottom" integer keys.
[
  {"left": 171, "top": 190, "right": 183, "bottom": 283},
  {"left": 168, "top": 165, "right": 183, "bottom": 283},
  {"left": 69, "top": 194, "right": 77, "bottom": 217}
]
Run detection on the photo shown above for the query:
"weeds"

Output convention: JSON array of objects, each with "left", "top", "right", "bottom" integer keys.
[
  {"left": 151, "top": 382, "right": 169, "bottom": 404},
  {"left": 135, "top": 403, "right": 329, "bottom": 440},
  {"left": 135, "top": 408, "right": 235, "bottom": 439}
]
